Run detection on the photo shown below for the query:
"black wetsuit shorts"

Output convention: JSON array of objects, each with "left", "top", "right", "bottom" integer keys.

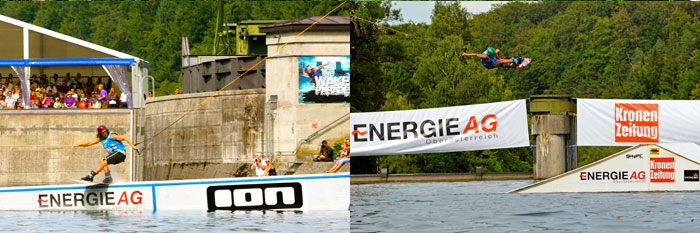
[{"left": 105, "top": 151, "right": 126, "bottom": 165}]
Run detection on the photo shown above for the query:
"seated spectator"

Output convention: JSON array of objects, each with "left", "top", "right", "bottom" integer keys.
[
  {"left": 5, "top": 90, "right": 16, "bottom": 109},
  {"left": 65, "top": 72, "right": 71, "bottom": 85},
  {"left": 52, "top": 97, "right": 62, "bottom": 108},
  {"left": 77, "top": 93, "right": 88, "bottom": 109},
  {"left": 108, "top": 88, "right": 118, "bottom": 108},
  {"left": 73, "top": 73, "right": 83, "bottom": 90},
  {"left": 64, "top": 91, "right": 77, "bottom": 108},
  {"left": 15, "top": 92, "right": 24, "bottom": 109},
  {"left": 30, "top": 76, "right": 37, "bottom": 90},
  {"left": 327, "top": 139, "right": 350, "bottom": 173},
  {"left": 85, "top": 77, "right": 95, "bottom": 93},
  {"left": 40, "top": 74, "right": 48, "bottom": 85},
  {"left": 76, "top": 88, "right": 84, "bottom": 98},
  {"left": 175, "top": 88, "right": 180, "bottom": 95},
  {"left": 263, "top": 158, "right": 277, "bottom": 176},
  {"left": 83, "top": 95, "right": 91, "bottom": 107},
  {"left": 148, "top": 91, "right": 153, "bottom": 98},
  {"left": 314, "top": 140, "right": 334, "bottom": 162},
  {"left": 40, "top": 93, "right": 51, "bottom": 108},
  {"left": 120, "top": 91, "right": 128, "bottom": 108},
  {"left": 249, "top": 155, "right": 268, "bottom": 177},
  {"left": 51, "top": 73, "right": 59, "bottom": 85},
  {"left": 46, "top": 83, "right": 57, "bottom": 96},
  {"left": 69, "top": 88, "right": 78, "bottom": 99},
  {"left": 0, "top": 95, "right": 6, "bottom": 109},
  {"left": 30, "top": 98, "right": 39, "bottom": 109},
  {"left": 58, "top": 81, "right": 69, "bottom": 94},
  {"left": 89, "top": 91, "right": 100, "bottom": 108}
]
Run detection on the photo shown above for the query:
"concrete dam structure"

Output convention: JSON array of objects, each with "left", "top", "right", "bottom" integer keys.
[
  {"left": 0, "top": 109, "right": 138, "bottom": 186},
  {"left": 142, "top": 89, "right": 265, "bottom": 181}
]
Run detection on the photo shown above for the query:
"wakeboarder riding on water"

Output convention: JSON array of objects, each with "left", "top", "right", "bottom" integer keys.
[{"left": 72, "top": 125, "right": 138, "bottom": 183}]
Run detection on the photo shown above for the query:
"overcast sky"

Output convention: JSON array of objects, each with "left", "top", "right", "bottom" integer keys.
[{"left": 387, "top": 1, "right": 509, "bottom": 25}]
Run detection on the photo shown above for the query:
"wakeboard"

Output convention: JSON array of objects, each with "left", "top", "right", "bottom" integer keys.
[
  {"left": 72, "top": 179, "right": 111, "bottom": 185},
  {"left": 500, "top": 57, "right": 531, "bottom": 68}
]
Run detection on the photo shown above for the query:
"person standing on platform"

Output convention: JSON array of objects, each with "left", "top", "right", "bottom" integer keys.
[
  {"left": 72, "top": 125, "right": 138, "bottom": 183},
  {"left": 250, "top": 155, "right": 268, "bottom": 177},
  {"left": 98, "top": 84, "right": 108, "bottom": 109}
]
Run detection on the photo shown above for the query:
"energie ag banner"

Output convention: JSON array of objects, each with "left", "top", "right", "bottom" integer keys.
[
  {"left": 578, "top": 99, "right": 700, "bottom": 146},
  {"left": 350, "top": 100, "right": 529, "bottom": 156}
]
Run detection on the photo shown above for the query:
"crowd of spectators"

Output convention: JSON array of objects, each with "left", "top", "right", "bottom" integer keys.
[{"left": 0, "top": 72, "right": 129, "bottom": 109}]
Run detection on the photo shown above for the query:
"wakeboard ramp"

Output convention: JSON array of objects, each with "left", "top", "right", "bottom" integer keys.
[{"left": 510, "top": 143, "right": 700, "bottom": 193}]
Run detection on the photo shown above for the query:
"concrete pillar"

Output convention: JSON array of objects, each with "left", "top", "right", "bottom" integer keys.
[
  {"left": 261, "top": 18, "right": 350, "bottom": 165},
  {"left": 529, "top": 95, "right": 577, "bottom": 180}
]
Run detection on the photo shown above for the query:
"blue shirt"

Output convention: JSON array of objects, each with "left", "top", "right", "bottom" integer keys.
[{"left": 101, "top": 131, "right": 126, "bottom": 154}]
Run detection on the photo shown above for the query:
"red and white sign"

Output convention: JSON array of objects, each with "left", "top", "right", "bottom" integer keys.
[
  {"left": 614, "top": 103, "right": 659, "bottom": 143},
  {"left": 350, "top": 100, "right": 529, "bottom": 156},
  {"left": 650, "top": 157, "right": 675, "bottom": 183},
  {"left": 578, "top": 99, "right": 700, "bottom": 146}
]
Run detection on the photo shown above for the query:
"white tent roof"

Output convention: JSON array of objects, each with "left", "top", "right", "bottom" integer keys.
[{"left": 0, "top": 14, "right": 137, "bottom": 59}]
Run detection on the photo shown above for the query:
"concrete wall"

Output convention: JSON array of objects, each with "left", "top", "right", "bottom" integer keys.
[
  {"left": 265, "top": 30, "right": 350, "bottom": 163},
  {"left": 142, "top": 89, "right": 265, "bottom": 180},
  {"left": 0, "top": 109, "right": 135, "bottom": 186}
]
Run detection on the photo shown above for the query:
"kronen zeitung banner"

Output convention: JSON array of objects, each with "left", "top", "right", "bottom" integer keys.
[
  {"left": 578, "top": 99, "right": 700, "bottom": 146},
  {"left": 350, "top": 100, "right": 529, "bottom": 156}
]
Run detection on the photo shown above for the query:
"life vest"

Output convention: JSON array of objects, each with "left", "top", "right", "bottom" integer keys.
[{"left": 480, "top": 49, "right": 498, "bottom": 67}]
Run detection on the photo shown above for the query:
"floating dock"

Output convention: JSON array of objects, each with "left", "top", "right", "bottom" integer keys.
[
  {"left": 510, "top": 144, "right": 700, "bottom": 193},
  {"left": 0, "top": 173, "right": 349, "bottom": 212}
]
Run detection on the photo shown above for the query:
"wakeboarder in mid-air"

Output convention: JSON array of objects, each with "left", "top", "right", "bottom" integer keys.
[{"left": 462, "top": 47, "right": 530, "bottom": 69}]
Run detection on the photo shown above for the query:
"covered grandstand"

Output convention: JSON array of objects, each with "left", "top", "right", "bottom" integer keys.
[{"left": 0, "top": 14, "right": 149, "bottom": 108}]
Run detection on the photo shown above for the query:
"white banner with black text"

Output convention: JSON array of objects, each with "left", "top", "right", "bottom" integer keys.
[{"left": 350, "top": 100, "right": 529, "bottom": 156}]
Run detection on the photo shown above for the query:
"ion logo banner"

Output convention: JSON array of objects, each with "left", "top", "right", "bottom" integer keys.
[
  {"left": 350, "top": 100, "right": 529, "bottom": 156},
  {"left": 298, "top": 56, "right": 350, "bottom": 103},
  {"left": 578, "top": 99, "right": 700, "bottom": 146},
  {"left": 650, "top": 157, "right": 675, "bottom": 183},
  {"left": 206, "top": 183, "right": 303, "bottom": 211}
]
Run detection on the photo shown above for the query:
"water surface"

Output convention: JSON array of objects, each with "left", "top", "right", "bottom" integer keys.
[
  {"left": 0, "top": 210, "right": 349, "bottom": 232},
  {"left": 351, "top": 180, "right": 700, "bottom": 232}
]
